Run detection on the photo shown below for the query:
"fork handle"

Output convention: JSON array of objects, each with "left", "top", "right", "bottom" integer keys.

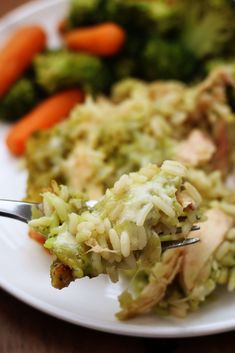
[{"left": 0, "top": 199, "right": 37, "bottom": 223}]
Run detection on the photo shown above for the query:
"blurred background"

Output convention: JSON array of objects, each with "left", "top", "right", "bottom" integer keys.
[{"left": 1, "top": 0, "right": 30, "bottom": 16}]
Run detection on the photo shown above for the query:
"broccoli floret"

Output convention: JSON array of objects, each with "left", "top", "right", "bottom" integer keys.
[
  {"left": 66, "top": 0, "right": 108, "bottom": 29},
  {"left": 34, "top": 51, "right": 111, "bottom": 94},
  {"left": 111, "top": 57, "right": 137, "bottom": 80},
  {"left": 0, "top": 78, "right": 39, "bottom": 122},
  {"left": 141, "top": 37, "right": 199, "bottom": 82},
  {"left": 106, "top": 30, "right": 146, "bottom": 81},
  {"left": 180, "top": 0, "right": 235, "bottom": 59},
  {"left": 108, "top": 1, "right": 152, "bottom": 33},
  {"left": 66, "top": 0, "right": 182, "bottom": 35},
  {"left": 107, "top": 0, "right": 182, "bottom": 36},
  {"left": 63, "top": 0, "right": 235, "bottom": 85}
]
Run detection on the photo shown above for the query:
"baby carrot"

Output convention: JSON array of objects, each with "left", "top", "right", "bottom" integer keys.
[
  {"left": 28, "top": 229, "right": 46, "bottom": 245},
  {"left": 64, "top": 22, "right": 126, "bottom": 57},
  {"left": 6, "top": 89, "right": 84, "bottom": 156},
  {"left": 0, "top": 25, "right": 47, "bottom": 97}
]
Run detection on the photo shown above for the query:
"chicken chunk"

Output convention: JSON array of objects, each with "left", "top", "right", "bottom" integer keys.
[
  {"left": 117, "top": 248, "right": 183, "bottom": 320},
  {"left": 181, "top": 208, "right": 233, "bottom": 292},
  {"left": 176, "top": 129, "right": 215, "bottom": 167}
]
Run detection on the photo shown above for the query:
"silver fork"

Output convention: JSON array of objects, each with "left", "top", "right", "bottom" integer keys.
[{"left": 0, "top": 199, "right": 200, "bottom": 251}]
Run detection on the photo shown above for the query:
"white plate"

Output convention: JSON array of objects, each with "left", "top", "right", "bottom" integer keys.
[{"left": 1, "top": 0, "right": 235, "bottom": 338}]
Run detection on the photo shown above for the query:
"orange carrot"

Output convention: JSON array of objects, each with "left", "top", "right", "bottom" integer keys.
[
  {"left": 0, "top": 26, "right": 47, "bottom": 97},
  {"left": 64, "top": 22, "right": 126, "bottom": 57},
  {"left": 28, "top": 229, "right": 46, "bottom": 245},
  {"left": 6, "top": 89, "right": 84, "bottom": 156}
]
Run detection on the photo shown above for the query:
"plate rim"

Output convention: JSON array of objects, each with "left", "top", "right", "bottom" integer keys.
[
  {"left": 1, "top": 0, "right": 235, "bottom": 338},
  {"left": 1, "top": 271, "right": 235, "bottom": 338},
  {"left": 0, "top": 0, "right": 66, "bottom": 31}
]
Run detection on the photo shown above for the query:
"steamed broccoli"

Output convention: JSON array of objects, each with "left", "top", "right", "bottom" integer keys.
[
  {"left": 66, "top": 0, "right": 182, "bottom": 36},
  {"left": 107, "top": 30, "right": 147, "bottom": 81},
  {"left": 181, "top": 0, "right": 235, "bottom": 59},
  {"left": 62, "top": 0, "right": 235, "bottom": 86},
  {"left": 0, "top": 78, "right": 40, "bottom": 122},
  {"left": 107, "top": 0, "right": 182, "bottom": 36},
  {"left": 34, "top": 51, "right": 111, "bottom": 94},
  {"left": 141, "top": 37, "right": 199, "bottom": 82},
  {"left": 66, "top": 0, "right": 107, "bottom": 29},
  {"left": 111, "top": 57, "right": 137, "bottom": 80}
]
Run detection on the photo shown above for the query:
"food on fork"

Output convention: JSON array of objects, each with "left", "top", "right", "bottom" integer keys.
[{"left": 29, "top": 161, "right": 202, "bottom": 289}]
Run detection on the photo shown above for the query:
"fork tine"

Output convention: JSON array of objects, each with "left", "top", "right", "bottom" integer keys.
[
  {"left": 175, "top": 224, "right": 200, "bottom": 234},
  {"left": 161, "top": 237, "right": 200, "bottom": 251},
  {"left": 0, "top": 199, "right": 201, "bottom": 251},
  {"left": 0, "top": 199, "right": 39, "bottom": 223},
  {"left": 158, "top": 224, "right": 200, "bottom": 236}
]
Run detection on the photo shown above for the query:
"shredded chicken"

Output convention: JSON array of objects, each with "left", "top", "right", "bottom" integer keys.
[
  {"left": 198, "top": 67, "right": 235, "bottom": 98},
  {"left": 181, "top": 208, "right": 233, "bottom": 292},
  {"left": 212, "top": 121, "right": 231, "bottom": 175},
  {"left": 176, "top": 129, "right": 216, "bottom": 167},
  {"left": 117, "top": 248, "right": 183, "bottom": 319},
  {"left": 62, "top": 144, "right": 106, "bottom": 199}
]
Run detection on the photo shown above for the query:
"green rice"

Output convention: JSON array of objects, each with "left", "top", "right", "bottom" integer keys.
[
  {"left": 26, "top": 65, "right": 235, "bottom": 320},
  {"left": 26, "top": 66, "right": 235, "bottom": 202},
  {"left": 29, "top": 161, "right": 202, "bottom": 285}
]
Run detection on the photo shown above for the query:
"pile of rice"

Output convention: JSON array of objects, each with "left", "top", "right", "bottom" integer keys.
[
  {"left": 27, "top": 65, "right": 235, "bottom": 320},
  {"left": 26, "top": 66, "right": 235, "bottom": 201}
]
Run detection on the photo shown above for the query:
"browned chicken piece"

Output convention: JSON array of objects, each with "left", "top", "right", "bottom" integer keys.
[
  {"left": 176, "top": 129, "right": 215, "bottom": 167},
  {"left": 197, "top": 67, "right": 235, "bottom": 176},
  {"left": 212, "top": 121, "right": 231, "bottom": 175},
  {"left": 50, "top": 261, "right": 74, "bottom": 289},
  {"left": 181, "top": 208, "right": 233, "bottom": 292},
  {"left": 198, "top": 67, "right": 235, "bottom": 98},
  {"left": 176, "top": 188, "right": 197, "bottom": 210},
  {"left": 117, "top": 248, "right": 183, "bottom": 320},
  {"left": 188, "top": 67, "right": 235, "bottom": 124}
]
